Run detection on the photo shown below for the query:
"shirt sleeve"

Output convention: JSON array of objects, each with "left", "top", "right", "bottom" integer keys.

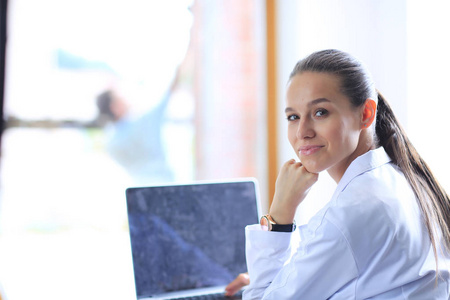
[{"left": 243, "top": 218, "right": 359, "bottom": 300}]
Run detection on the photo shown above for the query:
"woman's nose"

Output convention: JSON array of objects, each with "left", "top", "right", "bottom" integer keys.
[{"left": 296, "top": 118, "right": 315, "bottom": 140}]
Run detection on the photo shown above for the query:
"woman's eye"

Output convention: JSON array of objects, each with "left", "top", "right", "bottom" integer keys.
[
  {"left": 314, "top": 109, "right": 328, "bottom": 117},
  {"left": 286, "top": 114, "right": 299, "bottom": 121}
]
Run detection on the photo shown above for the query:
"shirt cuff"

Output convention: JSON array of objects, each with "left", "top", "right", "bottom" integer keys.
[{"left": 245, "top": 224, "right": 295, "bottom": 250}]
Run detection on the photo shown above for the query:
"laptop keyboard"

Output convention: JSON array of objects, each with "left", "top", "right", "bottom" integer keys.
[{"left": 168, "top": 290, "right": 243, "bottom": 300}]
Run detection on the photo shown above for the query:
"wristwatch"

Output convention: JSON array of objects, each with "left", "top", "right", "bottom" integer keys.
[{"left": 260, "top": 214, "right": 296, "bottom": 232}]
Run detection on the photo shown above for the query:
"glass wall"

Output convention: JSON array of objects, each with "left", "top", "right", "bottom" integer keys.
[{"left": 0, "top": 0, "right": 266, "bottom": 298}]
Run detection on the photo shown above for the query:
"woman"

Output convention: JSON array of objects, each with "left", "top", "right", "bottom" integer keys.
[{"left": 241, "top": 49, "right": 450, "bottom": 299}]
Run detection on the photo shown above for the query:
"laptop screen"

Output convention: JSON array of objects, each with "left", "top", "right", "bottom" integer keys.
[{"left": 126, "top": 180, "right": 259, "bottom": 298}]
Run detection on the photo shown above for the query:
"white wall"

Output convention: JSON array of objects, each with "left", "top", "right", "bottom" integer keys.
[
  {"left": 407, "top": 1, "right": 450, "bottom": 196},
  {"left": 276, "top": 0, "right": 408, "bottom": 224}
]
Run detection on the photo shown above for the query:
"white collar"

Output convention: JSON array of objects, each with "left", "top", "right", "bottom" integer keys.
[{"left": 332, "top": 147, "right": 392, "bottom": 198}]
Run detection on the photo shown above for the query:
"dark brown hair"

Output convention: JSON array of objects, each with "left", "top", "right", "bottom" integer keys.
[{"left": 290, "top": 49, "right": 450, "bottom": 272}]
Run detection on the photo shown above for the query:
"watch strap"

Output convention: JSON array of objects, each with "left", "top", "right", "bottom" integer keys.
[
  {"left": 271, "top": 222, "right": 296, "bottom": 232},
  {"left": 260, "top": 214, "right": 296, "bottom": 232}
]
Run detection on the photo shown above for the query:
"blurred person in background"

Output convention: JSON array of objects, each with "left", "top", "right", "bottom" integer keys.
[{"left": 95, "top": 78, "right": 177, "bottom": 186}]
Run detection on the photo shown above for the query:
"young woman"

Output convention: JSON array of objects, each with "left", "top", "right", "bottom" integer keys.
[{"left": 242, "top": 49, "right": 450, "bottom": 299}]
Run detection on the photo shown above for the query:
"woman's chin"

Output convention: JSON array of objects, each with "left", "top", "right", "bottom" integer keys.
[{"left": 300, "top": 161, "right": 324, "bottom": 174}]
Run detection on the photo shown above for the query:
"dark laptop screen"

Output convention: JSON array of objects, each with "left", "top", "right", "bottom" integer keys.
[{"left": 126, "top": 180, "right": 259, "bottom": 298}]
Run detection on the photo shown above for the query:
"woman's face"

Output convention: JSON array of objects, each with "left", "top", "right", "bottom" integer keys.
[{"left": 285, "top": 71, "right": 366, "bottom": 182}]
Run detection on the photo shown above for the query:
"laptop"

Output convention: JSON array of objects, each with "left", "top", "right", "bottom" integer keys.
[{"left": 126, "top": 179, "right": 260, "bottom": 299}]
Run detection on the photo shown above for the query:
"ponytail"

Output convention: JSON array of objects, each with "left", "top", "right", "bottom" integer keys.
[{"left": 376, "top": 91, "right": 450, "bottom": 271}]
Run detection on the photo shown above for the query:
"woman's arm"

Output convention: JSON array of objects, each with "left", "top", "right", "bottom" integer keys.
[
  {"left": 244, "top": 218, "right": 358, "bottom": 299},
  {"left": 243, "top": 160, "right": 356, "bottom": 299}
]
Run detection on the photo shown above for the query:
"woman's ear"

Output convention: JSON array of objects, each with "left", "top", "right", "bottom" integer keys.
[{"left": 362, "top": 99, "right": 377, "bottom": 129}]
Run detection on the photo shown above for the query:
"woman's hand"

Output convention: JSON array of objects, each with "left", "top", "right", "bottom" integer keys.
[
  {"left": 225, "top": 273, "right": 250, "bottom": 296},
  {"left": 269, "top": 159, "right": 318, "bottom": 224}
]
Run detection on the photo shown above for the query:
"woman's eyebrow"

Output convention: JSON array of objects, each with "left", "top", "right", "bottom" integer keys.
[
  {"left": 285, "top": 98, "right": 331, "bottom": 114},
  {"left": 309, "top": 98, "right": 331, "bottom": 107},
  {"left": 285, "top": 107, "right": 295, "bottom": 114}
]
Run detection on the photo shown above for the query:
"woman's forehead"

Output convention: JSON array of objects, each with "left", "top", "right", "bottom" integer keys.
[{"left": 286, "top": 72, "right": 344, "bottom": 104}]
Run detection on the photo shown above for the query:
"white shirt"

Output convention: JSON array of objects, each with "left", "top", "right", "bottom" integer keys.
[{"left": 244, "top": 148, "right": 450, "bottom": 299}]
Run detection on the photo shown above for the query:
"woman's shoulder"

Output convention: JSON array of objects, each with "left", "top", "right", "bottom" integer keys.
[
  {"left": 316, "top": 162, "right": 423, "bottom": 263},
  {"left": 331, "top": 162, "right": 416, "bottom": 223},
  {"left": 335, "top": 160, "right": 414, "bottom": 211}
]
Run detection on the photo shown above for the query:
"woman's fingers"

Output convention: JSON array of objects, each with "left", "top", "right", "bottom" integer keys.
[
  {"left": 270, "top": 159, "right": 319, "bottom": 224},
  {"left": 224, "top": 273, "right": 250, "bottom": 296}
]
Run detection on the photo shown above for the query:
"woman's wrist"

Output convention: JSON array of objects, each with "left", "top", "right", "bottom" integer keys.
[
  {"left": 268, "top": 206, "right": 296, "bottom": 225},
  {"left": 269, "top": 189, "right": 304, "bottom": 225}
]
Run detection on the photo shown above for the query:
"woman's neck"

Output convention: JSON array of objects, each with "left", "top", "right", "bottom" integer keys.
[{"left": 327, "top": 129, "right": 376, "bottom": 183}]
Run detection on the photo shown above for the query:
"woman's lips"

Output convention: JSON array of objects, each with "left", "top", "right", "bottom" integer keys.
[{"left": 299, "top": 145, "right": 324, "bottom": 156}]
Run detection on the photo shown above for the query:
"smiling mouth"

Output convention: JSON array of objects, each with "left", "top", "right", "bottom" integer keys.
[{"left": 299, "top": 146, "right": 324, "bottom": 156}]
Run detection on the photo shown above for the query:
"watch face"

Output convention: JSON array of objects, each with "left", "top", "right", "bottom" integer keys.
[{"left": 260, "top": 216, "right": 270, "bottom": 231}]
